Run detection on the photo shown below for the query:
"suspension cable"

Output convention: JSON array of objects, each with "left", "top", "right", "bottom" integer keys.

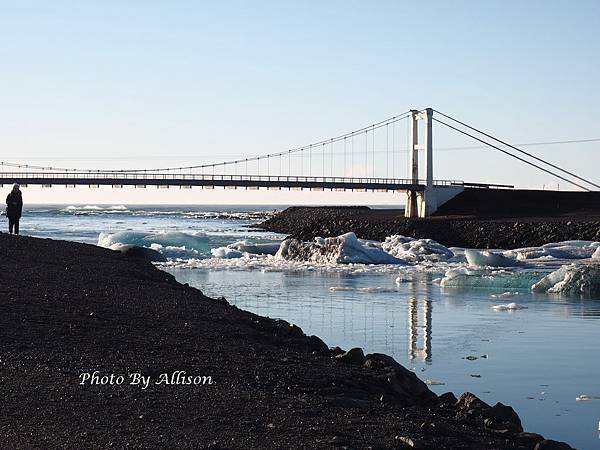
[
  {"left": 434, "top": 109, "right": 599, "bottom": 190},
  {"left": 433, "top": 118, "right": 591, "bottom": 191}
]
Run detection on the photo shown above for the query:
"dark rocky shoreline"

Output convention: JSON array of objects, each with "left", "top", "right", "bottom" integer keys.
[
  {"left": 0, "top": 233, "right": 574, "bottom": 449},
  {"left": 256, "top": 206, "right": 600, "bottom": 249}
]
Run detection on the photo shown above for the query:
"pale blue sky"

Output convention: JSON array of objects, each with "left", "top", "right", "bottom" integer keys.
[{"left": 1, "top": 0, "right": 599, "bottom": 202}]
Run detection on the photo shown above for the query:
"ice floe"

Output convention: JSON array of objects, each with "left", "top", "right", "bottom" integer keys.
[
  {"left": 440, "top": 267, "right": 545, "bottom": 290},
  {"left": 276, "top": 232, "right": 404, "bottom": 264},
  {"left": 465, "top": 249, "right": 519, "bottom": 267},
  {"left": 329, "top": 286, "right": 398, "bottom": 293},
  {"left": 210, "top": 240, "right": 281, "bottom": 259},
  {"left": 531, "top": 263, "right": 600, "bottom": 295},
  {"left": 492, "top": 303, "right": 528, "bottom": 311},
  {"left": 506, "top": 240, "right": 600, "bottom": 261},
  {"left": 98, "top": 231, "right": 209, "bottom": 254},
  {"left": 381, "top": 235, "right": 454, "bottom": 262}
]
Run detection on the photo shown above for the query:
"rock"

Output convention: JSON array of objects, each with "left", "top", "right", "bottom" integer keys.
[
  {"left": 116, "top": 245, "right": 167, "bottom": 262},
  {"left": 438, "top": 392, "right": 458, "bottom": 405},
  {"left": 363, "top": 352, "right": 403, "bottom": 370},
  {"left": 456, "top": 392, "right": 489, "bottom": 412},
  {"left": 330, "top": 346, "right": 345, "bottom": 356},
  {"left": 455, "top": 393, "right": 523, "bottom": 433},
  {"left": 386, "top": 366, "right": 438, "bottom": 405},
  {"left": 288, "top": 324, "right": 304, "bottom": 337},
  {"left": 335, "top": 347, "right": 365, "bottom": 365},
  {"left": 484, "top": 402, "right": 523, "bottom": 432},
  {"left": 516, "top": 432, "right": 544, "bottom": 446},
  {"left": 330, "top": 396, "right": 369, "bottom": 409},
  {"left": 307, "top": 335, "right": 329, "bottom": 353},
  {"left": 395, "top": 436, "right": 424, "bottom": 448},
  {"left": 534, "top": 440, "right": 575, "bottom": 450}
]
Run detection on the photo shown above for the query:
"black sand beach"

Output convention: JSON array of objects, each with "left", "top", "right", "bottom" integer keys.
[
  {"left": 0, "top": 233, "right": 574, "bottom": 449},
  {"left": 257, "top": 207, "right": 600, "bottom": 248}
]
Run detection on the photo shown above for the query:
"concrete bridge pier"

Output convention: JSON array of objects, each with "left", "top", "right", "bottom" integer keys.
[{"left": 405, "top": 108, "right": 463, "bottom": 218}]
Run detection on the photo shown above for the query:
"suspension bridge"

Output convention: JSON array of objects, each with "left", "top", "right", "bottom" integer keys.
[{"left": 1, "top": 108, "right": 597, "bottom": 218}]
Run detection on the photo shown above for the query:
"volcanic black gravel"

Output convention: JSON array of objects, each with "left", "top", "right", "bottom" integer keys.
[
  {"left": 0, "top": 233, "right": 573, "bottom": 449},
  {"left": 257, "top": 206, "right": 600, "bottom": 248}
]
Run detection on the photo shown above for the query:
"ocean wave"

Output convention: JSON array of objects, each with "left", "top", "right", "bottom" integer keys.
[{"left": 61, "top": 205, "right": 130, "bottom": 214}]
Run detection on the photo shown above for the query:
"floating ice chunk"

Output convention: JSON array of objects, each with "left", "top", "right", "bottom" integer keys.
[
  {"left": 440, "top": 267, "right": 545, "bottom": 289},
  {"left": 490, "top": 291, "right": 519, "bottom": 298},
  {"left": 492, "top": 302, "right": 528, "bottom": 311},
  {"left": 210, "top": 240, "right": 281, "bottom": 259},
  {"left": 382, "top": 235, "right": 454, "bottom": 262},
  {"left": 276, "top": 232, "right": 405, "bottom": 265},
  {"left": 575, "top": 394, "right": 600, "bottom": 401},
  {"left": 227, "top": 240, "right": 281, "bottom": 255},
  {"left": 509, "top": 240, "right": 600, "bottom": 261},
  {"left": 210, "top": 247, "right": 244, "bottom": 259},
  {"left": 148, "top": 243, "right": 199, "bottom": 259},
  {"left": 98, "top": 231, "right": 209, "bottom": 254},
  {"left": 329, "top": 286, "right": 397, "bottom": 293},
  {"left": 531, "top": 263, "right": 600, "bottom": 295},
  {"left": 593, "top": 247, "right": 600, "bottom": 259},
  {"left": 465, "top": 249, "right": 519, "bottom": 267}
]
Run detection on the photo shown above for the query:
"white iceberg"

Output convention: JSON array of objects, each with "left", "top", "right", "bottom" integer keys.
[
  {"left": 276, "top": 232, "right": 404, "bottom": 265},
  {"left": 465, "top": 249, "right": 519, "bottom": 267},
  {"left": 507, "top": 240, "right": 600, "bottom": 261},
  {"left": 98, "top": 230, "right": 209, "bottom": 254},
  {"left": 227, "top": 240, "right": 281, "bottom": 255},
  {"left": 381, "top": 235, "right": 454, "bottom": 262},
  {"left": 531, "top": 264, "right": 600, "bottom": 295},
  {"left": 441, "top": 267, "right": 545, "bottom": 290}
]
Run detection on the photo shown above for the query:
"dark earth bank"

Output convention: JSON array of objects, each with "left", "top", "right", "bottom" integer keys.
[
  {"left": 257, "top": 206, "right": 600, "bottom": 249},
  {"left": 0, "top": 234, "right": 574, "bottom": 449}
]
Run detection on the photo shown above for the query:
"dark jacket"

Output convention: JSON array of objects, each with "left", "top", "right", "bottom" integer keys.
[{"left": 6, "top": 191, "right": 23, "bottom": 219}]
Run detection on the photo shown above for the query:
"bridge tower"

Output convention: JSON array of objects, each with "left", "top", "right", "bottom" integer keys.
[{"left": 405, "top": 108, "right": 463, "bottom": 218}]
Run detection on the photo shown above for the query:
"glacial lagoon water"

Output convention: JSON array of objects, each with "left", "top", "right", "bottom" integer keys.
[{"left": 15, "top": 204, "right": 600, "bottom": 449}]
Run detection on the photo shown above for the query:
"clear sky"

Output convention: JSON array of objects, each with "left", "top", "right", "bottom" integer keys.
[{"left": 1, "top": 0, "right": 599, "bottom": 204}]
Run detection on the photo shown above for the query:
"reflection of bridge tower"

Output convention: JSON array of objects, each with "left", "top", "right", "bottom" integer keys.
[{"left": 407, "top": 274, "right": 432, "bottom": 362}]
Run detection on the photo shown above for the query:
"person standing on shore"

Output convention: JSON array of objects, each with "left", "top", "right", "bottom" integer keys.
[{"left": 6, "top": 184, "right": 23, "bottom": 235}]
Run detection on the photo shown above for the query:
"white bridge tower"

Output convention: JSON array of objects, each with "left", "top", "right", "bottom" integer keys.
[{"left": 405, "top": 108, "right": 463, "bottom": 218}]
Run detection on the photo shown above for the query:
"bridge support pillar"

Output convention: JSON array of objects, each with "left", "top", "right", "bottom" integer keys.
[
  {"left": 406, "top": 108, "right": 437, "bottom": 218},
  {"left": 406, "top": 185, "right": 464, "bottom": 218},
  {"left": 405, "top": 108, "right": 463, "bottom": 218}
]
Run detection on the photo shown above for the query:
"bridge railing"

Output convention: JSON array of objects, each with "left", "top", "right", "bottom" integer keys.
[{"left": 0, "top": 171, "right": 464, "bottom": 186}]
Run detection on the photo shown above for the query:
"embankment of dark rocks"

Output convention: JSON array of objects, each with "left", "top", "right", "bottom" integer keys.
[
  {"left": 0, "top": 233, "right": 574, "bottom": 448},
  {"left": 257, "top": 206, "right": 600, "bottom": 248}
]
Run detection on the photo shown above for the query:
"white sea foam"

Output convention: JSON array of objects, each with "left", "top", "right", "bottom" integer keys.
[{"left": 62, "top": 205, "right": 130, "bottom": 214}]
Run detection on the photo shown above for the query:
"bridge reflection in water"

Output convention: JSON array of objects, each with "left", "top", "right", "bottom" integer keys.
[
  {"left": 170, "top": 268, "right": 439, "bottom": 364},
  {"left": 407, "top": 273, "right": 433, "bottom": 363}
]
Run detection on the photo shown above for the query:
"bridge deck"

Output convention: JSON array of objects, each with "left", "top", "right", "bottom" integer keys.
[{"left": 0, "top": 173, "right": 463, "bottom": 191}]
